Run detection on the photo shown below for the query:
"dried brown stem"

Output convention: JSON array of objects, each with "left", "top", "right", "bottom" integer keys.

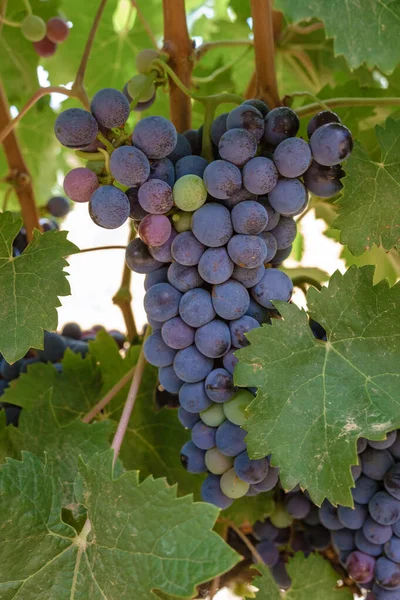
[
  {"left": 221, "top": 519, "right": 265, "bottom": 565},
  {"left": 162, "top": 0, "right": 194, "bottom": 132},
  {"left": 130, "top": 0, "right": 158, "bottom": 48},
  {"left": 82, "top": 366, "right": 135, "bottom": 423},
  {"left": 250, "top": 0, "right": 281, "bottom": 107},
  {"left": 0, "top": 80, "right": 40, "bottom": 239},
  {"left": 112, "top": 227, "right": 137, "bottom": 342}
]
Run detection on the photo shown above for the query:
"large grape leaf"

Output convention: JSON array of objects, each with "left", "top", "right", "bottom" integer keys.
[
  {"left": 5, "top": 396, "right": 113, "bottom": 507},
  {"left": 253, "top": 554, "right": 352, "bottom": 599},
  {"left": 333, "top": 118, "right": 400, "bottom": 256},
  {"left": 274, "top": 0, "right": 400, "bottom": 73},
  {"left": 0, "top": 450, "right": 239, "bottom": 599},
  {"left": 0, "top": 212, "right": 79, "bottom": 363},
  {"left": 235, "top": 266, "right": 400, "bottom": 506},
  {"left": 222, "top": 490, "right": 275, "bottom": 526}
]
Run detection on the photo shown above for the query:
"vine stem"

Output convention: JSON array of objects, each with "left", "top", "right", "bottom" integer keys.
[
  {"left": 81, "top": 367, "right": 135, "bottom": 423},
  {"left": 130, "top": 0, "right": 158, "bottom": 49},
  {"left": 79, "top": 245, "right": 126, "bottom": 254},
  {"left": 110, "top": 327, "right": 150, "bottom": 466},
  {"left": 0, "top": 80, "right": 40, "bottom": 239},
  {"left": 112, "top": 227, "right": 137, "bottom": 342},
  {"left": 296, "top": 96, "right": 400, "bottom": 117},
  {"left": 220, "top": 518, "right": 265, "bottom": 565},
  {"left": 0, "top": 16, "right": 21, "bottom": 26},
  {"left": 250, "top": 0, "right": 281, "bottom": 107},
  {"left": 162, "top": 0, "right": 194, "bottom": 132},
  {"left": 193, "top": 47, "right": 252, "bottom": 85}
]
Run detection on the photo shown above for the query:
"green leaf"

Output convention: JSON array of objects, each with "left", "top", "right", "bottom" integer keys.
[
  {"left": 222, "top": 491, "right": 275, "bottom": 526},
  {"left": 253, "top": 554, "right": 352, "bottom": 599},
  {"left": 235, "top": 266, "right": 400, "bottom": 506},
  {"left": 7, "top": 396, "right": 114, "bottom": 508},
  {"left": 334, "top": 118, "right": 400, "bottom": 255},
  {"left": 282, "top": 267, "right": 329, "bottom": 284},
  {"left": 0, "top": 450, "right": 240, "bottom": 599},
  {"left": 342, "top": 244, "right": 400, "bottom": 286},
  {"left": 274, "top": 0, "right": 400, "bottom": 73},
  {"left": 0, "top": 213, "right": 79, "bottom": 363}
]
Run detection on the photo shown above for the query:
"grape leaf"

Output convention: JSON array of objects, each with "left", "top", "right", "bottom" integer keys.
[
  {"left": 0, "top": 213, "right": 79, "bottom": 363},
  {"left": 222, "top": 491, "right": 275, "bottom": 526},
  {"left": 6, "top": 396, "right": 114, "bottom": 508},
  {"left": 333, "top": 118, "right": 400, "bottom": 256},
  {"left": 0, "top": 450, "right": 239, "bottom": 599},
  {"left": 274, "top": 0, "right": 400, "bottom": 73},
  {"left": 253, "top": 554, "right": 352, "bottom": 599},
  {"left": 235, "top": 266, "right": 400, "bottom": 506}
]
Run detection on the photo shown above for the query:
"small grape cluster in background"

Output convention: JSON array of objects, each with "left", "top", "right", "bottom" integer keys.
[
  {"left": 0, "top": 323, "right": 125, "bottom": 427},
  {"left": 53, "top": 71, "right": 354, "bottom": 509},
  {"left": 20, "top": 14, "right": 69, "bottom": 57}
]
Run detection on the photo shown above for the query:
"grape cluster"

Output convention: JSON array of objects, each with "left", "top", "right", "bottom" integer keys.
[
  {"left": 319, "top": 431, "right": 400, "bottom": 598},
  {"left": 20, "top": 14, "right": 69, "bottom": 57},
  {"left": 0, "top": 323, "right": 125, "bottom": 427},
  {"left": 53, "top": 79, "right": 354, "bottom": 507}
]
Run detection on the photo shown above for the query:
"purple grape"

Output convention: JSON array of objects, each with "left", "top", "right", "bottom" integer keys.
[
  {"left": 274, "top": 137, "right": 312, "bottom": 178},
  {"left": 205, "top": 368, "right": 236, "bottom": 403},
  {"left": 203, "top": 160, "right": 242, "bottom": 200},
  {"left": 270, "top": 560, "right": 292, "bottom": 590},
  {"left": 232, "top": 265, "right": 265, "bottom": 288},
  {"left": 355, "top": 529, "right": 383, "bottom": 556},
  {"left": 125, "top": 187, "right": 148, "bottom": 221},
  {"left": 303, "top": 506, "right": 320, "bottom": 526},
  {"left": 242, "top": 157, "right": 278, "bottom": 195},
  {"left": 148, "top": 157, "right": 175, "bottom": 187},
  {"left": 171, "top": 232, "right": 205, "bottom": 266},
  {"left": 234, "top": 451, "right": 269, "bottom": 484},
  {"left": 194, "top": 320, "right": 231, "bottom": 358},
  {"left": 180, "top": 440, "right": 206, "bottom": 473},
  {"left": 126, "top": 238, "right": 163, "bottom": 274},
  {"left": 242, "top": 99, "right": 269, "bottom": 117},
  {"left": 201, "top": 473, "right": 233, "bottom": 509},
  {"left": 218, "top": 128, "right": 257, "bottom": 166},
  {"left": 110, "top": 146, "right": 150, "bottom": 187},
  {"left": 303, "top": 161, "right": 344, "bottom": 198},
  {"left": 310, "top": 122, "right": 353, "bottom": 166},
  {"left": 191, "top": 421, "right": 217, "bottom": 450},
  {"left": 222, "top": 348, "right": 238, "bottom": 375},
  {"left": 216, "top": 420, "right": 247, "bottom": 456},
  {"left": 178, "top": 406, "right": 199, "bottom": 429},
  {"left": 231, "top": 201, "right": 269, "bottom": 235},
  {"left": 284, "top": 493, "right": 311, "bottom": 519},
  {"left": 198, "top": 248, "right": 234, "bottom": 284},
  {"left": 179, "top": 288, "right": 216, "bottom": 328},
  {"left": 253, "top": 466, "right": 280, "bottom": 492},
  {"left": 304, "top": 525, "right": 331, "bottom": 550},
  {"left": 47, "top": 196, "right": 70, "bottom": 217},
  {"left": 376, "top": 556, "right": 400, "bottom": 590},
  {"left": 229, "top": 316, "right": 260, "bottom": 348},
  {"left": 338, "top": 503, "right": 368, "bottom": 529},
  {"left": 167, "top": 262, "right": 203, "bottom": 293},
  {"left": 362, "top": 448, "right": 394, "bottom": 481},
  {"left": 132, "top": 116, "right": 178, "bottom": 159},
  {"left": 259, "top": 231, "right": 278, "bottom": 262},
  {"left": 353, "top": 475, "right": 380, "bottom": 504},
  {"left": 179, "top": 381, "right": 212, "bottom": 413},
  {"left": 251, "top": 269, "right": 293, "bottom": 309},
  {"left": 385, "top": 536, "right": 400, "bottom": 563},
  {"left": 259, "top": 197, "right": 280, "bottom": 231},
  {"left": 264, "top": 106, "right": 299, "bottom": 146},
  {"left": 212, "top": 280, "right": 250, "bottom": 320},
  {"left": 369, "top": 492, "right": 400, "bottom": 525},
  {"left": 89, "top": 186, "right": 129, "bottom": 229},
  {"left": 246, "top": 298, "right": 271, "bottom": 323},
  {"left": 332, "top": 528, "right": 355, "bottom": 552},
  {"left": 268, "top": 178, "right": 307, "bottom": 216},
  {"left": 307, "top": 110, "right": 341, "bottom": 138},
  {"left": 175, "top": 155, "right": 208, "bottom": 179},
  {"left": 143, "top": 331, "right": 176, "bottom": 367},
  {"left": 167, "top": 133, "right": 191, "bottom": 164},
  {"left": 385, "top": 465, "right": 400, "bottom": 500},
  {"left": 90, "top": 88, "right": 130, "bottom": 128},
  {"left": 161, "top": 317, "right": 194, "bottom": 350},
  {"left": 54, "top": 108, "right": 98, "bottom": 149},
  {"left": 144, "top": 282, "right": 182, "bottom": 322},
  {"left": 373, "top": 583, "right": 400, "bottom": 598},
  {"left": 226, "top": 104, "right": 265, "bottom": 142},
  {"left": 389, "top": 434, "right": 400, "bottom": 460},
  {"left": 63, "top": 167, "right": 99, "bottom": 203},
  {"left": 159, "top": 365, "right": 183, "bottom": 393},
  {"left": 138, "top": 179, "right": 173, "bottom": 214},
  {"left": 346, "top": 551, "right": 375, "bottom": 584},
  {"left": 319, "top": 500, "right": 343, "bottom": 530},
  {"left": 210, "top": 113, "right": 228, "bottom": 145},
  {"left": 253, "top": 519, "right": 279, "bottom": 541},
  {"left": 255, "top": 540, "right": 279, "bottom": 567},
  {"left": 271, "top": 246, "right": 293, "bottom": 264},
  {"left": 270, "top": 216, "right": 297, "bottom": 249},
  {"left": 192, "top": 203, "right": 233, "bottom": 247},
  {"left": 139, "top": 214, "right": 171, "bottom": 247},
  {"left": 363, "top": 516, "right": 393, "bottom": 544},
  {"left": 183, "top": 128, "right": 202, "bottom": 155},
  {"left": 220, "top": 187, "right": 257, "bottom": 210},
  {"left": 370, "top": 432, "right": 398, "bottom": 450},
  {"left": 227, "top": 235, "right": 267, "bottom": 269},
  {"left": 173, "top": 345, "right": 214, "bottom": 383},
  {"left": 148, "top": 229, "right": 177, "bottom": 263}
]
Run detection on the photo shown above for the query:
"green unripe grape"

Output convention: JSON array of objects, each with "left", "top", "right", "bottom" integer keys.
[
  {"left": 136, "top": 49, "right": 160, "bottom": 74},
  {"left": 172, "top": 211, "right": 192, "bottom": 232},
  {"left": 223, "top": 389, "right": 253, "bottom": 426},
  {"left": 220, "top": 467, "right": 249, "bottom": 499},
  {"left": 173, "top": 174, "right": 207, "bottom": 212},
  {"left": 127, "top": 74, "right": 155, "bottom": 103},
  {"left": 205, "top": 448, "right": 233, "bottom": 475},
  {"left": 200, "top": 403, "right": 225, "bottom": 427},
  {"left": 21, "top": 14, "right": 46, "bottom": 42},
  {"left": 270, "top": 504, "right": 293, "bottom": 528}
]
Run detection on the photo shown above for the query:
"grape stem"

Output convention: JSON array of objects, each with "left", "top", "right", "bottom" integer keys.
[
  {"left": 130, "top": 0, "right": 158, "bottom": 49},
  {"left": 220, "top": 518, "right": 265, "bottom": 565},
  {"left": 81, "top": 366, "right": 136, "bottom": 423},
  {"left": 195, "top": 39, "right": 253, "bottom": 60},
  {"left": 0, "top": 80, "right": 40, "bottom": 239},
  {"left": 250, "top": 0, "right": 281, "bottom": 108},
  {"left": 112, "top": 226, "right": 138, "bottom": 342},
  {"left": 23, "top": 0, "right": 32, "bottom": 15},
  {"left": 79, "top": 245, "right": 127, "bottom": 254},
  {"left": 192, "top": 47, "right": 252, "bottom": 85},
  {"left": 0, "top": 16, "right": 21, "bottom": 27},
  {"left": 98, "top": 147, "right": 111, "bottom": 174},
  {"left": 110, "top": 326, "right": 150, "bottom": 465},
  {"left": 292, "top": 275, "right": 322, "bottom": 290},
  {"left": 296, "top": 96, "right": 400, "bottom": 117}
]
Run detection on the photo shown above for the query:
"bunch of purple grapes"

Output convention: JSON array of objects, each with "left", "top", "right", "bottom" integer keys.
[
  {"left": 53, "top": 80, "right": 354, "bottom": 507},
  {"left": 317, "top": 431, "right": 400, "bottom": 599}
]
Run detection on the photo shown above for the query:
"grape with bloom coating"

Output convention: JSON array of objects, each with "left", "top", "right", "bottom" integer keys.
[
  {"left": 179, "top": 381, "right": 212, "bottom": 413},
  {"left": 195, "top": 320, "right": 231, "bottom": 358},
  {"left": 144, "top": 282, "right": 182, "bottom": 322},
  {"left": 110, "top": 146, "right": 150, "bottom": 187},
  {"left": 268, "top": 178, "right": 307, "bottom": 216},
  {"left": 307, "top": 110, "right": 341, "bottom": 138},
  {"left": 63, "top": 167, "right": 99, "bottom": 203},
  {"left": 176, "top": 155, "right": 208, "bottom": 179},
  {"left": 270, "top": 217, "right": 297, "bottom": 250},
  {"left": 227, "top": 234, "right": 267, "bottom": 269},
  {"left": 198, "top": 248, "right": 234, "bottom": 284},
  {"left": 139, "top": 214, "right": 171, "bottom": 247},
  {"left": 159, "top": 365, "right": 183, "bottom": 394},
  {"left": 251, "top": 269, "right": 293, "bottom": 308},
  {"left": 274, "top": 137, "right": 312, "bottom": 178},
  {"left": 242, "top": 157, "right": 278, "bottom": 195},
  {"left": 171, "top": 232, "right": 205, "bottom": 266},
  {"left": 264, "top": 106, "right": 299, "bottom": 145},
  {"left": 218, "top": 128, "right": 257, "bottom": 166},
  {"left": 46, "top": 17, "right": 69, "bottom": 43},
  {"left": 179, "top": 288, "right": 216, "bottom": 328},
  {"left": 203, "top": 160, "right": 242, "bottom": 199},
  {"left": 231, "top": 201, "right": 268, "bottom": 235},
  {"left": 226, "top": 105, "right": 265, "bottom": 142},
  {"left": 205, "top": 368, "right": 236, "bottom": 402},
  {"left": 161, "top": 317, "right": 194, "bottom": 349},
  {"left": 89, "top": 186, "right": 129, "bottom": 229},
  {"left": 125, "top": 238, "right": 163, "bottom": 274},
  {"left": 211, "top": 113, "right": 228, "bottom": 145},
  {"left": 138, "top": 179, "right": 173, "bottom": 214},
  {"left": 132, "top": 116, "right": 177, "bottom": 159},
  {"left": 201, "top": 474, "right": 233, "bottom": 509},
  {"left": 173, "top": 345, "right": 214, "bottom": 383},
  {"left": 310, "top": 123, "right": 353, "bottom": 166},
  {"left": 54, "top": 108, "right": 98, "bottom": 149},
  {"left": 90, "top": 88, "right": 130, "bottom": 128},
  {"left": 192, "top": 203, "right": 233, "bottom": 247},
  {"left": 167, "top": 262, "right": 203, "bottom": 292},
  {"left": 143, "top": 331, "right": 176, "bottom": 367},
  {"left": 303, "top": 161, "right": 344, "bottom": 198},
  {"left": 212, "top": 280, "right": 250, "bottom": 320}
]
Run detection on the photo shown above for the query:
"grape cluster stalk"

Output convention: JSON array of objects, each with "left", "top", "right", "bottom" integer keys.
[{"left": 53, "top": 53, "right": 354, "bottom": 508}]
